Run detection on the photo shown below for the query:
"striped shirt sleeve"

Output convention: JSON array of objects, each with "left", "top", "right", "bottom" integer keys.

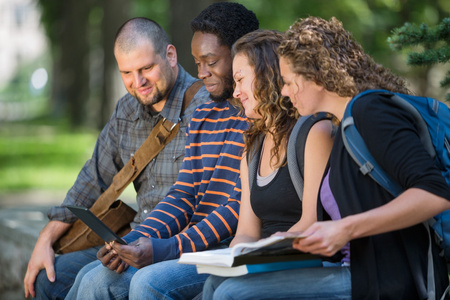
[{"left": 123, "top": 101, "right": 247, "bottom": 263}]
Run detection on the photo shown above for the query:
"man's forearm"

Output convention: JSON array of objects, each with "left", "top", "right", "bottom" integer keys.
[{"left": 38, "top": 220, "right": 72, "bottom": 246}]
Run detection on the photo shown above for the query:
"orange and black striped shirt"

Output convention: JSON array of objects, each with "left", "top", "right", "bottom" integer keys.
[{"left": 123, "top": 100, "right": 248, "bottom": 263}]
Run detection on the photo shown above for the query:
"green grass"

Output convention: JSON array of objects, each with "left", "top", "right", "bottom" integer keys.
[{"left": 0, "top": 119, "right": 99, "bottom": 191}]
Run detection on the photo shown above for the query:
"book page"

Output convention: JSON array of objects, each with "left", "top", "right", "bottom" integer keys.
[
  {"left": 178, "top": 247, "right": 235, "bottom": 267},
  {"left": 231, "top": 234, "right": 305, "bottom": 256},
  {"left": 178, "top": 234, "right": 307, "bottom": 267}
]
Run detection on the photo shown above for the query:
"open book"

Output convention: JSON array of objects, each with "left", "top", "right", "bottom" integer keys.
[{"left": 178, "top": 235, "right": 320, "bottom": 268}]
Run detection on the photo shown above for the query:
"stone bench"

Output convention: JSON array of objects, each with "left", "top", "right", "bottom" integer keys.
[
  {"left": 0, "top": 205, "right": 48, "bottom": 299},
  {"left": 0, "top": 189, "right": 136, "bottom": 299}
]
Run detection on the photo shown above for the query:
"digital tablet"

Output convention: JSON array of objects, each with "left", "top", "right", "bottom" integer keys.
[{"left": 67, "top": 205, "right": 127, "bottom": 245}]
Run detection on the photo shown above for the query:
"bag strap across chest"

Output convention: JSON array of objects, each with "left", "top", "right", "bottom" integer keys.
[{"left": 90, "top": 80, "right": 203, "bottom": 215}]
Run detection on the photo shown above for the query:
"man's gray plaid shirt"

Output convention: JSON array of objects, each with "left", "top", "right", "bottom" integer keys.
[{"left": 48, "top": 65, "right": 209, "bottom": 227}]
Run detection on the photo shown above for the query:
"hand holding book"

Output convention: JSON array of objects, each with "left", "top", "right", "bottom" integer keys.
[{"left": 178, "top": 234, "right": 322, "bottom": 276}]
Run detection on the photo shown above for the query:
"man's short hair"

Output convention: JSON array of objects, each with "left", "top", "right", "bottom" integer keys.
[
  {"left": 115, "top": 17, "right": 171, "bottom": 56},
  {"left": 190, "top": 2, "right": 259, "bottom": 49}
]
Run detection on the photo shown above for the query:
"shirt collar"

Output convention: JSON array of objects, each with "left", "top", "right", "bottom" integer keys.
[{"left": 160, "top": 65, "right": 191, "bottom": 123}]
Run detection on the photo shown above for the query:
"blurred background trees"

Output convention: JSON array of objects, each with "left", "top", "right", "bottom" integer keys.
[
  {"left": 0, "top": 0, "right": 449, "bottom": 192},
  {"left": 2, "top": 0, "right": 449, "bottom": 129},
  {"left": 389, "top": 17, "right": 450, "bottom": 101},
  {"left": 36, "top": 0, "right": 214, "bottom": 128}
]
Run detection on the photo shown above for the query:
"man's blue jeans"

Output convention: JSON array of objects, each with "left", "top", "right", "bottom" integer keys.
[
  {"left": 202, "top": 265, "right": 351, "bottom": 300},
  {"left": 66, "top": 258, "right": 209, "bottom": 300},
  {"left": 34, "top": 246, "right": 100, "bottom": 300}
]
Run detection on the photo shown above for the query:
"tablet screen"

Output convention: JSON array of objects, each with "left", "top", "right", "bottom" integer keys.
[{"left": 67, "top": 205, "right": 127, "bottom": 245}]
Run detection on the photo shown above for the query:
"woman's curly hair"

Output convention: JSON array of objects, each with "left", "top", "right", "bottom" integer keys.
[
  {"left": 232, "top": 30, "right": 299, "bottom": 167},
  {"left": 278, "top": 17, "right": 410, "bottom": 97}
]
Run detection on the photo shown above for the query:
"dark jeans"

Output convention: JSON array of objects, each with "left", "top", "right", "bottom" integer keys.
[{"left": 34, "top": 246, "right": 101, "bottom": 300}]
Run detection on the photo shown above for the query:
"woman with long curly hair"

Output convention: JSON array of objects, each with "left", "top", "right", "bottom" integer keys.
[
  {"left": 202, "top": 28, "right": 337, "bottom": 298},
  {"left": 203, "top": 17, "right": 450, "bottom": 300},
  {"left": 229, "top": 29, "right": 336, "bottom": 247}
]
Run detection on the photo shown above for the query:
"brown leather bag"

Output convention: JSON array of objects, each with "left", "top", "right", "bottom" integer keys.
[{"left": 53, "top": 81, "right": 203, "bottom": 254}]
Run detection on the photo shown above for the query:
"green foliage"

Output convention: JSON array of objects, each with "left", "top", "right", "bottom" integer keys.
[
  {"left": 238, "top": 0, "right": 447, "bottom": 66},
  {"left": 5, "top": 0, "right": 450, "bottom": 194},
  {"left": 0, "top": 119, "right": 98, "bottom": 191},
  {"left": 388, "top": 18, "right": 450, "bottom": 101},
  {"left": 131, "top": 0, "right": 169, "bottom": 30}
]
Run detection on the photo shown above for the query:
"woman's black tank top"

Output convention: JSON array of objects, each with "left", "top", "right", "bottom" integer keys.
[{"left": 250, "top": 144, "right": 302, "bottom": 238}]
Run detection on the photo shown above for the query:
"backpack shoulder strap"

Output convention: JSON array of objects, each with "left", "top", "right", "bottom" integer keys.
[
  {"left": 341, "top": 90, "right": 435, "bottom": 197},
  {"left": 341, "top": 90, "right": 404, "bottom": 197},
  {"left": 341, "top": 89, "right": 445, "bottom": 299},
  {"left": 247, "top": 112, "right": 336, "bottom": 200},
  {"left": 287, "top": 112, "right": 336, "bottom": 200}
]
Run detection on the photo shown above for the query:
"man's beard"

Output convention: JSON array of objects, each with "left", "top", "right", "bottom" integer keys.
[
  {"left": 135, "top": 61, "right": 174, "bottom": 108},
  {"left": 209, "top": 87, "right": 233, "bottom": 103},
  {"left": 134, "top": 89, "right": 164, "bottom": 106},
  {"left": 210, "top": 74, "right": 234, "bottom": 103}
]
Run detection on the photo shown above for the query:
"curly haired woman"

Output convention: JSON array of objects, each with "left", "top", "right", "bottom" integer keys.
[
  {"left": 231, "top": 28, "right": 338, "bottom": 244},
  {"left": 202, "top": 28, "right": 338, "bottom": 299},
  {"left": 203, "top": 17, "right": 450, "bottom": 300}
]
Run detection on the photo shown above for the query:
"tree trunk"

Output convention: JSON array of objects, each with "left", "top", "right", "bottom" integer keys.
[
  {"left": 57, "top": 0, "right": 91, "bottom": 128},
  {"left": 99, "top": 0, "right": 130, "bottom": 128}
]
